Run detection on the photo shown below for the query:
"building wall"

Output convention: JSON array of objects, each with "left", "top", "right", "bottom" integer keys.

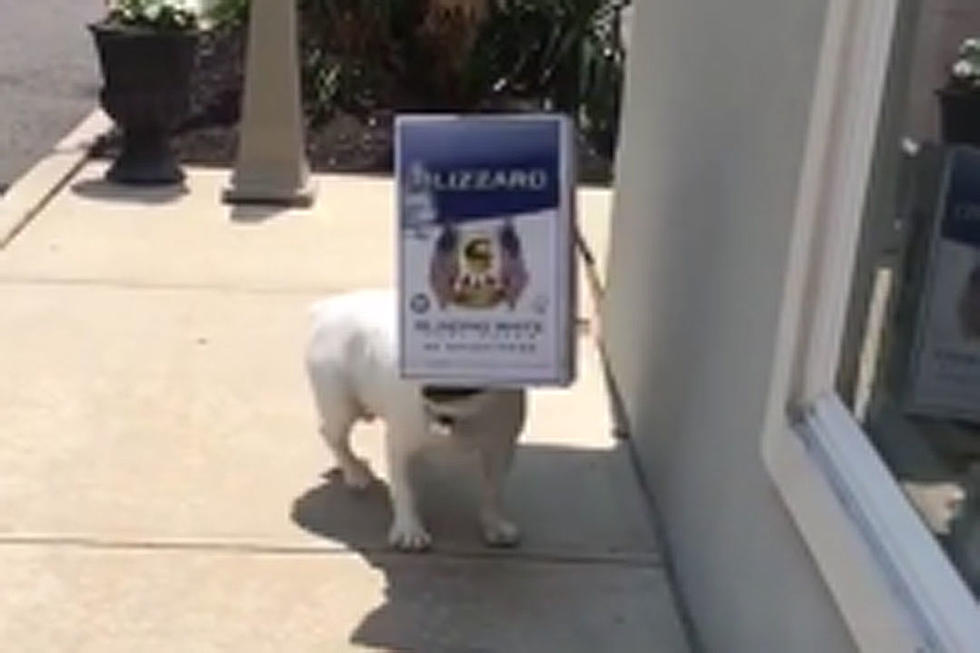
[{"left": 603, "top": 1, "right": 858, "bottom": 651}]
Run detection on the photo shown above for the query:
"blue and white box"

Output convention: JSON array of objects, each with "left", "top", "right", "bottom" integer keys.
[
  {"left": 906, "top": 146, "right": 980, "bottom": 422},
  {"left": 396, "top": 114, "right": 577, "bottom": 386}
]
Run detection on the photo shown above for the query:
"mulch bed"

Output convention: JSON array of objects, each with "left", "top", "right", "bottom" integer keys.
[{"left": 89, "top": 26, "right": 615, "bottom": 185}]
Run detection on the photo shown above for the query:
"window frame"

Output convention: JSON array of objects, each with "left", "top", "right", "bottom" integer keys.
[{"left": 760, "top": 0, "right": 980, "bottom": 650}]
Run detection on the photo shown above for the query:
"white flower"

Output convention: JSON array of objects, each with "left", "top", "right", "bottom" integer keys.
[
  {"left": 960, "top": 38, "right": 980, "bottom": 56},
  {"left": 953, "top": 60, "right": 974, "bottom": 79}
]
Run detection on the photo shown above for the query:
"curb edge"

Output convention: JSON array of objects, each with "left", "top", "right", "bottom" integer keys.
[{"left": 0, "top": 109, "right": 112, "bottom": 249}]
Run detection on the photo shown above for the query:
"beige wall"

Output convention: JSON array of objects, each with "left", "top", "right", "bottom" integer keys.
[{"left": 603, "top": 1, "right": 858, "bottom": 651}]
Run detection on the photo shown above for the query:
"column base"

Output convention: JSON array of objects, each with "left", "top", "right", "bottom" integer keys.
[{"left": 222, "top": 177, "right": 316, "bottom": 208}]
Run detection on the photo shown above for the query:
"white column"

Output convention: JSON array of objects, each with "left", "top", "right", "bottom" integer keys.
[{"left": 223, "top": 0, "right": 314, "bottom": 206}]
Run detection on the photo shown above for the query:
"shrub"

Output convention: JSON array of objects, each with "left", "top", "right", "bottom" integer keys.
[
  {"left": 197, "top": 0, "right": 630, "bottom": 159},
  {"left": 466, "top": 0, "right": 630, "bottom": 156}
]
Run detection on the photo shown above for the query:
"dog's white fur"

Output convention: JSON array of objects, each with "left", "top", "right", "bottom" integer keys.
[{"left": 305, "top": 289, "right": 526, "bottom": 551}]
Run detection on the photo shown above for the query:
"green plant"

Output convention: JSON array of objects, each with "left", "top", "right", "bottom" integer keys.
[
  {"left": 104, "top": 0, "right": 199, "bottom": 30},
  {"left": 949, "top": 37, "right": 980, "bottom": 93},
  {"left": 577, "top": 0, "right": 628, "bottom": 157},
  {"left": 201, "top": 0, "right": 628, "bottom": 161},
  {"left": 464, "top": 0, "right": 629, "bottom": 155},
  {"left": 205, "top": 0, "right": 249, "bottom": 27},
  {"left": 300, "top": 0, "right": 425, "bottom": 122}
]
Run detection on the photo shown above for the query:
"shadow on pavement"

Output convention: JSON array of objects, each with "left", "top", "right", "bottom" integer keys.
[
  {"left": 293, "top": 467, "right": 394, "bottom": 547},
  {"left": 227, "top": 204, "right": 292, "bottom": 224},
  {"left": 71, "top": 178, "right": 188, "bottom": 204},
  {"left": 291, "top": 442, "right": 660, "bottom": 652}
]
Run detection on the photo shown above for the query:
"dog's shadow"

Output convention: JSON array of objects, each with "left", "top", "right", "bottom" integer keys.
[
  {"left": 290, "top": 443, "right": 659, "bottom": 652},
  {"left": 291, "top": 465, "right": 497, "bottom": 652},
  {"left": 291, "top": 468, "right": 393, "bottom": 548}
]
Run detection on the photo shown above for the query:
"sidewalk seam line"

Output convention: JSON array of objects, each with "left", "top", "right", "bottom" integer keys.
[
  {"left": 0, "top": 276, "right": 341, "bottom": 296},
  {"left": 0, "top": 533, "right": 662, "bottom": 568}
]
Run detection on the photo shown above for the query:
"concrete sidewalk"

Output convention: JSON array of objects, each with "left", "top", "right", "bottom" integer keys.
[{"left": 0, "top": 148, "right": 690, "bottom": 651}]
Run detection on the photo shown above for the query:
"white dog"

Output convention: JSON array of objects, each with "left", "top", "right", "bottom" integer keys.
[{"left": 305, "top": 289, "right": 526, "bottom": 551}]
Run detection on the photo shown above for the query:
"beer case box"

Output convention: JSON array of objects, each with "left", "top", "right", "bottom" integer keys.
[
  {"left": 905, "top": 146, "right": 980, "bottom": 422},
  {"left": 396, "top": 114, "right": 577, "bottom": 387}
]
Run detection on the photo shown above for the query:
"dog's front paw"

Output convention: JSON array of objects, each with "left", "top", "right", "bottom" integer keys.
[
  {"left": 481, "top": 515, "right": 521, "bottom": 548},
  {"left": 388, "top": 519, "right": 432, "bottom": 552}
]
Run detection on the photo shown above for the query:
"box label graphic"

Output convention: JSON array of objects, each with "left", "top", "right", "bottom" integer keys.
[
  {"left": 397, "top": 114, "right": 576, "bottom": 386},
  {"left": 907, "top": 147, "right": 980, "bottom": 421}
]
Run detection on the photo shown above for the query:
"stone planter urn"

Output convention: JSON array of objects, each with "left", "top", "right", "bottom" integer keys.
[
  {"left": 938, "top": 87, "right": 980, "bottom": 148},
  {"left": 938, "top": 38, "right": 980, "bottom": 148},
  {"left": 90, "top": 23, "right": 198, "bottom": 184}
]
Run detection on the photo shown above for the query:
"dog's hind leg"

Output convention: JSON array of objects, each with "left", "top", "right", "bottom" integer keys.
[
  {"left": 319, "top": 409, "right": 375, "bottom": 491},
  {"left": 477, "top": 443, "right": 521, "bottom": 547}
]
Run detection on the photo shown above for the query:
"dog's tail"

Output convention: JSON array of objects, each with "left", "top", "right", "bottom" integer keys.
[
  {"left": 308, "top": 290, "right": 395, "bottom": 324},
  {"left": 308, "top": 298, "right": 331, "bottom": 319},
  {"left": 308, "top": 295, "right": 351, "bottom": 325}
]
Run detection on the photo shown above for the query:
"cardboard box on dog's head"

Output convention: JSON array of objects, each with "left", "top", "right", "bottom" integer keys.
[{"left": 396, "top": 114, "right": 577, "bottom": 387}]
